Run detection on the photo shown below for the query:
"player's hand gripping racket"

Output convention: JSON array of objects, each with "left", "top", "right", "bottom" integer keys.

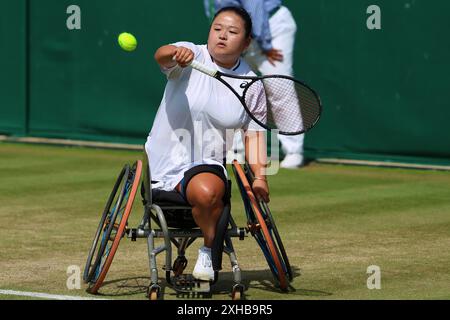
[{"left": 190, "top": 60, "right": 322, "bottom": 136}]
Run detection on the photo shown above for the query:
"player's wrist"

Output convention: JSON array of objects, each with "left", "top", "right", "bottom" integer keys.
[{"left": 254, "top": 176, "right": 267, "bottom": 182}]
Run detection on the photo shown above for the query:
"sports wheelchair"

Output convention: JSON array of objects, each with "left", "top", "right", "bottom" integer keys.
[{"left": 83, "top": 153, "right": 293, "bottom": 300}]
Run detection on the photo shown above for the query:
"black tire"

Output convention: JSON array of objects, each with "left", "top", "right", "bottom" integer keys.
[
  {"left": 83, "top": 164, "right": 130, "bottom": 284},
  {"left": 244, "top": 163, "right": 293, "bottom": 282},
  {"left": 232, "top": 161, "right": 291, "bottom": 290}
]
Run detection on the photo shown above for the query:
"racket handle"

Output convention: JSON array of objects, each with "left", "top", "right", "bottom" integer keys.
[{"left": 190, "top": 60, "right": 218, "bottom": 77}]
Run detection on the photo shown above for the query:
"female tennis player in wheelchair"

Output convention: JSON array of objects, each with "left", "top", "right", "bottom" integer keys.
[{"left": 83, "top": 7, "right": 293, "bottom": 300}]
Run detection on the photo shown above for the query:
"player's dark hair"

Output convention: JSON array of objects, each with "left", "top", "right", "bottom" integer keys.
[{"left": 213, "top": 6, "right": 253, "bottom": 39}]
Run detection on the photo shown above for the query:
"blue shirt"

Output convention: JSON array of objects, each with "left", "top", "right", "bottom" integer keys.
[{"left": 204, "top": 0, "right": 282, "bottom": 52}]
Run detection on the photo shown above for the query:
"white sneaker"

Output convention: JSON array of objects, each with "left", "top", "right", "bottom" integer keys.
[
  {"left": 192, "top": 247, "right": 215, "bottom": 281},
  {"left": 280, "top": 153, "right": 304, "bottom": 169}
]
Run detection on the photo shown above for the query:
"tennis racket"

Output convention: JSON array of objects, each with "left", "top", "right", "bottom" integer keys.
[{"left": 190, "top": 60, "right": 322, "bottom": 136}]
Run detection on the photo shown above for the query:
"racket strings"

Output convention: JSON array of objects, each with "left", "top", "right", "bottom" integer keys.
[{"left": 245, "top": 77, "right": 321, "bottom": 135}]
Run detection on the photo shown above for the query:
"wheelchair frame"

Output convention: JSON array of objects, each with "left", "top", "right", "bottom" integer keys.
[{"left": 83, "top": 154, "right": 292, "bottom": 300}]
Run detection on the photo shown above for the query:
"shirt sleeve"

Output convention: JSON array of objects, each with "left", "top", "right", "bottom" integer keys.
[
  {"left": 241, "top": 0, "right": 273, "bottom": 52},
  {"left": 243, "top": 80, "right": 268, "bottom": 132},
  {"left": 161, "top": 42, "right": 203, "bottom": 80}
]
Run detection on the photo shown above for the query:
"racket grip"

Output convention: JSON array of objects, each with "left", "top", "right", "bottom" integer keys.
[{"left": 190, "top": 60, "right": 218, "bottom": 77}]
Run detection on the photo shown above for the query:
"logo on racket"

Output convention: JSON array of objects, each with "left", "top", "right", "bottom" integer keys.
[{"left": 240, "top": 82, "right": 249, "bottom": 89}]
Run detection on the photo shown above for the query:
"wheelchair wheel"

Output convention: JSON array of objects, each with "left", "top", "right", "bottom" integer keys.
[
  {"left": 148, "top": 286, "right": 160, "bottom": 301},
  {"left": 232, "top": 160, "right": 291, "bottom": 291},
  {"left": 244, "top": 163, "right": 293, "bottom": 282},
  {"left": 83, "top": 160, "right": 143, "bottom": 294},
  {"left": 232, "top": 284, "right": 244, "bottom": 300}
]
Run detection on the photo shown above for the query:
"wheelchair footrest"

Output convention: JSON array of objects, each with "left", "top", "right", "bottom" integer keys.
[{"left": 170, "top": 274, "right": 211, "bottom": 293}]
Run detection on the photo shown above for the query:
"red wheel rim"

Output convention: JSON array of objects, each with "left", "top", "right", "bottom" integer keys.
[
  {"left": 89, "top": 160, "right": 142, "bottom": 293},
  {"left": 232, "top": 160, "right": 288, "bottom": 290}
]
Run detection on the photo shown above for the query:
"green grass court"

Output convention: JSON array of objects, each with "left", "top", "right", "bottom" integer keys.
[{"left": 0, "top": 142, "right": 449, "bottom": 300}]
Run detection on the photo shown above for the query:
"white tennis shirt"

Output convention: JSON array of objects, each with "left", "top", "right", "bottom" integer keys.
[{"left": 145, "top": 42, "right": 266, "bottom": 191}]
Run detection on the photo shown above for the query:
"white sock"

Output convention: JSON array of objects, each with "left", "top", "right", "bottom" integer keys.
[{"left": 201, "top": 246, "right": 212, "bottom": 254}]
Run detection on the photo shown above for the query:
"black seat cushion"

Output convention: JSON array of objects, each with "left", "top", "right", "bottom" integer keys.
[
  {"left": 152, "top": 189, "right": 190, "bottom": 207},
  {"left": 151, "top": 189, "right": 198, "bottom": 229}
]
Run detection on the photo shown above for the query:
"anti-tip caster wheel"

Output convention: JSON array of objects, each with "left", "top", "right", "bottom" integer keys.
[
  {"left": 231, "top": 284, "right": 244, "bottom": 300},
  {"left": 148, "top": 286, "right": 161, "bottom": 301}
]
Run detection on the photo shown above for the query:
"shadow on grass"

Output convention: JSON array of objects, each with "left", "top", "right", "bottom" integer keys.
[
  {"left": 93, "top": 276, "right": 149, "bottom": 297},
  {"left": 209, "top": 266, "right": 333, "bottom": 299},
  {"left": 92, "top": 265, "right": 332, "bottom": 299}
]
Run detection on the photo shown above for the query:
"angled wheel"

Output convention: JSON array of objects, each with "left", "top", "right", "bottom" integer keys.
[
  {"left": 83, "top": 160, "right": 143, "bottom": 294},
  {"left": 244, "top": 163, "right": 293, "bottom": 282},
  {"left": 232, "top": 160, "right": 291, "bottom": 291}
]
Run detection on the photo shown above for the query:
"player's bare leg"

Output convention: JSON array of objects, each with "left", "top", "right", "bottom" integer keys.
[
  {"left": 182, "top": 173, "right": 225, "bottom": 280},
  {"left": 185, "top": 173, "right": 225, "bottom": 247}
]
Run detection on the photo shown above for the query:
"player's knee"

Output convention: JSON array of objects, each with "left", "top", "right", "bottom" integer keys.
[{"left": 190, "top": 185, "right": 224, "bottom": 209}]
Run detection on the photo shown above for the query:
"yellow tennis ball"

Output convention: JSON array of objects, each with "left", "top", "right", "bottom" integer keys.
[{"left": 118, "top": 32, "right": 137, "bottom": 52}]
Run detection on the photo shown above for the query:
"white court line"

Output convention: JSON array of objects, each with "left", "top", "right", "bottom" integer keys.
[{"left": 0, "top": 289, "right": 109, "bottom": 300}]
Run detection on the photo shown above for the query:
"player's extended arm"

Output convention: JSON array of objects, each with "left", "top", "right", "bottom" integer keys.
[
  {"left": 245, "top": 130, "right": 270, "bottom": 203},
  {"left": 154, "top": 45, "right": 194, "bottom": 69}
]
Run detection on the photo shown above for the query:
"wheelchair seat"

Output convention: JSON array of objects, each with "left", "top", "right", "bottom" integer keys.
[
  {"left": 152, "top": 188, "right": 190, "bottom": 207},
  {"left": 151, "top": 189, "right": 198, "bottom": 229}
]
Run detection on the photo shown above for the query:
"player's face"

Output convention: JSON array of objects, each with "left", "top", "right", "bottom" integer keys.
[{"left": 208, "top": 12, "right": 251, "bottom": 68}]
